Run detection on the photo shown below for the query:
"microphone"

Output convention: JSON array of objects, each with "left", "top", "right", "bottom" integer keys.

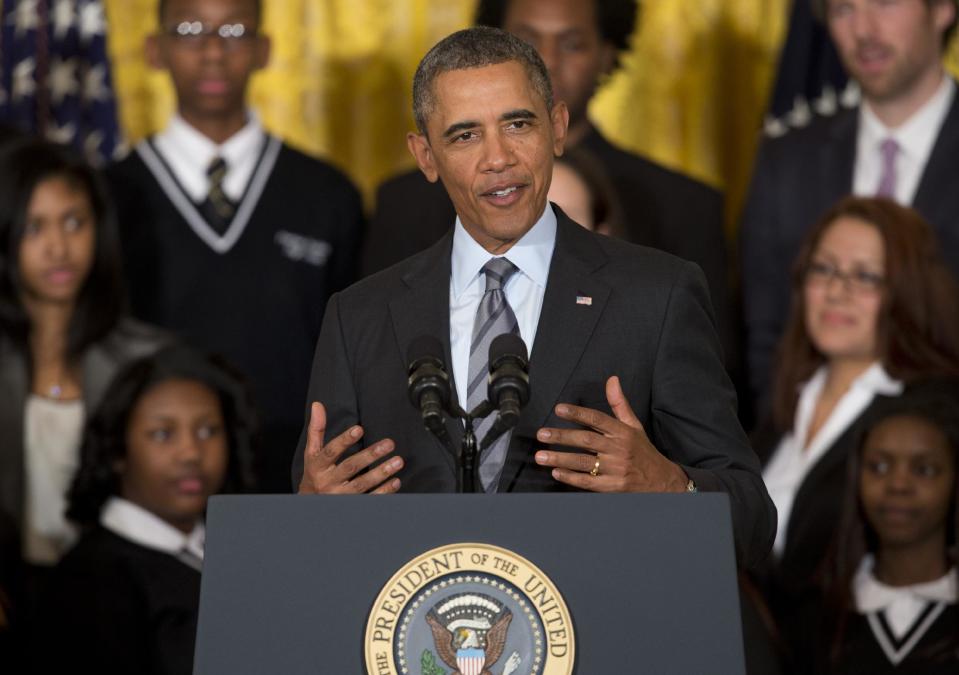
[
  {"left": 407, "top": 336, "right": 453, "bottom": 447},
  {"left": 479, "top": 333, "right": 530, "bottom": 451}
]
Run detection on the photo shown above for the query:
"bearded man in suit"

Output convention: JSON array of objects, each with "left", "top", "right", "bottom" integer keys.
[{"left": 741, "top": 0, "right": 959, "bottom": 416}]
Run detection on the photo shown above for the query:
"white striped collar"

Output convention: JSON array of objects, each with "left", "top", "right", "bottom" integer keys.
[
  {"left": 855, "top": 555, "right": 957, "bottom": 614},
  {"left": 135, "top": 133, "right": 282, "bottom": 254},
  {"left": 854, "top": 554, "right": 956, "bottom": 666}
]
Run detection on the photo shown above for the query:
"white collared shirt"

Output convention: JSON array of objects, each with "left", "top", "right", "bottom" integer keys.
[
  {"left": 101, "top": 496, "right": 205, "bottom": 562},
  {"left": 853, "top": 76, "right": 955, "bottom": 205},
  {"left": 855, "top": 555, "right": 957, "bottom": 639},
  {"left": 449, "top": 204, "right": 557, "bottom": 408},
  {"left": 152, "top": 111, "right": 266, "bottom": 203},
  {"left": 763, "top": 362, "right": 903, "bottom": 556}
]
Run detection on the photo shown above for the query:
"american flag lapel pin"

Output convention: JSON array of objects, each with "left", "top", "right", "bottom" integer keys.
[{"left": 575, "top": 295, "right": 592, "bottom": 306}]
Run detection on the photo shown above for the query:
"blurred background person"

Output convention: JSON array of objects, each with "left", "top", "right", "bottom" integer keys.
[
  {"left": 105, "top": 0, "right": 364, "bottom": 493},
  {"left": 741, "top": 0, "right": 959, "bottom": 420},
  {"left": 0, "top": 139, "right": 168, "bottom": 640},
  {"left": 547, "top": 146, "right": 625, "bottom": 238},
  {"left": 792, "top": 381, "right": 959, "bottom": 674},
  {"left": 39, "top": 345, "right": 256, "bottom": 675},
  {"left": 754, "top": 197, "right": 959, "bottom": 624}
]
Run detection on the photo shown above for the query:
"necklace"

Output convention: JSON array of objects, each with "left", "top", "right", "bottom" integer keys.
[{"left": 49, "top": 382, "right": 63, "bottom": 398}]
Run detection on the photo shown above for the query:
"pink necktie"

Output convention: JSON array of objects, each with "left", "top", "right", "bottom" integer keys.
[{"left": 876, "top": 138, "right": 899, "bottom": 199}]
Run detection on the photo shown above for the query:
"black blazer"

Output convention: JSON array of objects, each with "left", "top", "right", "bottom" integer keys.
[
  {"left": 740, "top": 87, "right": 959, "bottom": 414},
  {"left": 361, "top": 127, "right": 734, "bottom": 365},
  {"left": 753, "top": 409, "right": 873, "bottom": 606},
  {"left": 295, "top": 208, "right": 775, "bottom": 568}
]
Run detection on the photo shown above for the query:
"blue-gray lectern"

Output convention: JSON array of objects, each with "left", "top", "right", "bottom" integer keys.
[{"left": 194, "top": 493, "right": 745, "bottom": 673}]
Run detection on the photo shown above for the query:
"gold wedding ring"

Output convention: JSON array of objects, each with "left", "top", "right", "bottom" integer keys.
[{"left": 589, "top": 459, "right": 600, "bottom": 477}]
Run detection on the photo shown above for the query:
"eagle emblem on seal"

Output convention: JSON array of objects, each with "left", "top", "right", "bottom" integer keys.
[{"left": 425, "top": 592, "right": 521, "bottom": 675}]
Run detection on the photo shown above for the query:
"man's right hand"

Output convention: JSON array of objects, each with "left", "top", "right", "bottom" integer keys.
[{"left": 297, "top": 402, "right": 404, "bottom": 494}]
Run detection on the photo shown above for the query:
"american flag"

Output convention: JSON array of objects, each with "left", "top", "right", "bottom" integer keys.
[
  {"left": 763, "top": 0, "right": 856, "bottom": 138},
  {"left": 0, "top": 0, "right": 121, "bottom": 163}
]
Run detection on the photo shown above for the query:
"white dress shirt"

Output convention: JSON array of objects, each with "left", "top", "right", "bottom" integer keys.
[
  {"left": 152, "top": 111, "right": 266, "bottom": 203},
  {"left": 449, "top": 204, "right": 557, "bottom": 408},
  {"left": 853, "top": 76, "right": 955, "bottom": 205},
  {"left": 101, "top": 497, "right": 205, "bottom": 563},
  {"left": 22, "top": 396, "right": 84, "bottom": 564},
  {"left": 763, "top": 362, "right": 903, "bottom": 556}
]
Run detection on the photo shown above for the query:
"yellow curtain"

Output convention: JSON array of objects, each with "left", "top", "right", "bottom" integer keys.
[{"left": 104, "top": 0, "right": 959, "bottom": 229}]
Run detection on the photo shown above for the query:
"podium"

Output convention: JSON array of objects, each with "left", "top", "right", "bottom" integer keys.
[{"left": 194, "top": 493, "right": 745, "bottom": 673}]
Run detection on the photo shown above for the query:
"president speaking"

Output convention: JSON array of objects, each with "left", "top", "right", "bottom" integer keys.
[{"left": 292, "top": 26, "right": 775, "bottom": 568}]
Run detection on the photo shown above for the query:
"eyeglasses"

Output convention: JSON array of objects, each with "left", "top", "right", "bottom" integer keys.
[
  {"left": 805, "top": 260, "right": 885, "bottom": 294},
  {"left": 162, "top": 21, "right": 258, "bottom": 48}
]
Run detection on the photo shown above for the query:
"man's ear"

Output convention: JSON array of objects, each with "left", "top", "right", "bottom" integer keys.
[
  {"left": 934, "top": 0, "right": 957, "bottom": 38},
  {"left": 550, "top": 101, "right": 570, "bottom": 157},
  {"left": 254, "top": 34, "right": 271, "bottom": 71},
  {"left": 406, "top": 131, "right": 440, "bottom": 183},
  {"left": 145, "top": 34, "right": 164, "bottom": 70},
  {"left": 598, "top": 43, "right": 618, "bottom": 79}
]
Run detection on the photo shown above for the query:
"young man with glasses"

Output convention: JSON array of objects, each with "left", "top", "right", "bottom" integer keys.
[{"left": 106, "top": 0, "right": 364, "bottom": 492}]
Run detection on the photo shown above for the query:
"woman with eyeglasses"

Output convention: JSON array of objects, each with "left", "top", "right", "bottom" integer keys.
[{"left": 752, "top": 196, "right": 959, "bottom": 638}]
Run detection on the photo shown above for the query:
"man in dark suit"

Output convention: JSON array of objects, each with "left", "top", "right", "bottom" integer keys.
[
  {"left": 741, "top": 0, "right": 959, "bottom": 415},
  {"left": 294, "top": 27, "right": 774, "bottom": 568},
  {"left": 362, "top": 0, "right": 732, "bottom": 364}
]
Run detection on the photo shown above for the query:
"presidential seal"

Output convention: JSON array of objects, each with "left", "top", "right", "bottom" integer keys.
[{"left": 365, "top": 543, "right": 575, "bottom": 675}]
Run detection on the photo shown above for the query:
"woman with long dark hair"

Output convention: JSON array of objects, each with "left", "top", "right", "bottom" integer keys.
[
  {"left": 756, "top": 196, "right": 959, "bottom": 614},
  {"left": 41, "top": 345, "right": 256, "bottom": 675},
  {"left": 0, "top": 139, "right": 168, "bottom": 572},
  {"left": 793, "top": 381, "right": 959, "bottom": 673}
]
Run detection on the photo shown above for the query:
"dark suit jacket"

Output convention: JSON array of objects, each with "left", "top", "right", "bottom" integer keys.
[
  {"left": 752, "top": 411, "right": 872, "bottom": 610},
  {"left": 362, "top": 126, "right": 734, "bottom": 366},
  {"left": 740, "top": 89, "right": 959, "bottom": 415},
  {"left": 294, "top": 208, "right": 775, "bottom": 568}
]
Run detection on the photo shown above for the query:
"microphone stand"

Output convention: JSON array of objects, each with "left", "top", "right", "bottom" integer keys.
[{"left": 449, "top": 401, "right": 493, "bottom": 493}]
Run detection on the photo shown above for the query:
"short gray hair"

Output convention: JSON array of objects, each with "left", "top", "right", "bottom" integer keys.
[{"left": 412, "top": 26, "right": 554, "bottom": 135}]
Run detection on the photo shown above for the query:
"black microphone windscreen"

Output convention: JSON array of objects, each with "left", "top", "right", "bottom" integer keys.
[
  {"left": 407, "top": 335, "right": 445, "bottom": 368},
  {"left": 489, "top": 333, "right": 528, "bottom": 365}
]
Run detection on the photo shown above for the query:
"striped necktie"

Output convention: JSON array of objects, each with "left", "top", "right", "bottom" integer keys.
[
  {"left": 467, "top": 257, "right": 520, "bottom": 492},
  {"left": 203, "top": 156, "right": 236, "bottom": 233}
]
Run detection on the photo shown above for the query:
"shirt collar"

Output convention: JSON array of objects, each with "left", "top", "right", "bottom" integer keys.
[
  {"left": 100, "top": 496, "right": 205, "bottom": 559},
  {"left": 800, "top": 362, "right": 903, "bottom": 397},
  {"left": 855, "top": 362, "right": 904, "bottom": 396},
  {"left": 450, "top": 202, "right": 557, "bottom": 299},
  {"left": 162, "top": 110, "right": 264, "bottom": 172},
  {"left": 854, "top": 554, "right": 958, "bottom": 612},
  {"left": 859, "top": 76, "right": 955, "bottom": 161}
]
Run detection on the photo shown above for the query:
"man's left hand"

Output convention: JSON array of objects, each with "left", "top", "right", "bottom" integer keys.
[{"left": 534, "top": 375, "right": 689, "bottom": 493}]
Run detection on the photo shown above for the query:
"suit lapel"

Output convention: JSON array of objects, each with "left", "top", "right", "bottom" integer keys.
[
  {"left": 912, "top": 83, "right": 959, "bottom": 232},
  {"left": 500, "top": 211, "right": 610, "bottom": 491},
  {"left": 0, "top": 341, "right": 28, "bottom": 526},
  {"left": 821, "top": 108, "right": 857, "bottom": 207},
  {"left": 388, "top": 232, "right": 463, "bottom": 470}
]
